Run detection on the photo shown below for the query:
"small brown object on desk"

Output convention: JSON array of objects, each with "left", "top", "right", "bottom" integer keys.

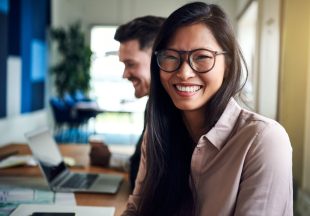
[
  {"left": 89, "top": 138, "right": 111, "bottom": 167},
  {"left": 0, "top": 143, "right": 130, "bottom": 216}
]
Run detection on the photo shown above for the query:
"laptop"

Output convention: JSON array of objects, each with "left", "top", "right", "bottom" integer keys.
[{"left": 25, "top": 128, "right": 123, "bottom": 194}]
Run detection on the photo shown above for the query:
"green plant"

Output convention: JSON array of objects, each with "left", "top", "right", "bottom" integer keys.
[{"left": 50, "top": 22, "right": 93, "bottom": 98}]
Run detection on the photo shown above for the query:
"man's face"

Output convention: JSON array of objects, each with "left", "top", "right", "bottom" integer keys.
[{"left": 118, "top": 40, "right": 151, "bottom": 98}]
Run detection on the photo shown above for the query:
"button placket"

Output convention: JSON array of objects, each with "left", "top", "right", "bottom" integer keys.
[{"left": 191, "top": 142, "right": 205, "bottom": 188}]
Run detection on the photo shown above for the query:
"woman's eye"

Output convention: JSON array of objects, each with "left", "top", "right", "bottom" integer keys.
[
  {"left": 164, "top": 55, "right": 178, "bottom": 61},
  {"left": 194, "top": 55, "right": 212, "bottom": 61}
]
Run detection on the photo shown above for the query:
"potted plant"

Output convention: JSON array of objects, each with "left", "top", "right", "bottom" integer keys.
[{"left": 50, "top": 22, "right": 93, "bottom": 98}]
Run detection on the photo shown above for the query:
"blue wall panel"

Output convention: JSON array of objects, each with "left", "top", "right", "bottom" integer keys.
[
  {"left": 31, "top": 39, "right": 47, "bottom": 82},
  {"left": 20, "top": 0, "right": 50, "bottom": 113},
  {"left": 0, "top": 0, "right": 9, "bottom": 13},
  {"left": 20, "top": 0, "right": 32, "bottom": 113},
  {"left": 32, "top": 0, "right": 49, "bottom": 40},
  {"left": 8, "top": 0, "right": 20, "bottom": 56},
  {"left": 0, "top": 12, "right": 7, "bottom": 117},
  {"left": 31, "top": 81, "right": 45, "bottom": 111},
  {"left": 1, "top": 0, "right": 50, "bottom": 117}
]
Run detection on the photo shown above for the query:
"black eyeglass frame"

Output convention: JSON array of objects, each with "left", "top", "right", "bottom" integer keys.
[{"left": 154, "top": 48, "right": 227, "bottom": 73}]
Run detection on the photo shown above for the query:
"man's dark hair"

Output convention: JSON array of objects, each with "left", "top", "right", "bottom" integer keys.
[{"left": 114, "top": 15, "right": 165, "bottom": 50}]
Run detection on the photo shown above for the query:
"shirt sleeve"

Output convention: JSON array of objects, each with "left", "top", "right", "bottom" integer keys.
[
  {"left": 234, "top": 122, "right": 293, "bottom": 216},
  {"left": 121, "top": 133, "right": 147, "bottom": 216}
]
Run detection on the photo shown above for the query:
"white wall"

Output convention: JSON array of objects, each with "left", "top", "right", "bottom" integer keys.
[
  {"left": 0, "top": 110, "right": 50, "bottom": 146},
  {"left": 0, "top": 56, "right": 49, "bottom": 147},
  {"left": 52, "top": 0, "right": 237, "bottom": 36},
  {"left": 6, "top": 57, "right": 21, "bottom": 117}
]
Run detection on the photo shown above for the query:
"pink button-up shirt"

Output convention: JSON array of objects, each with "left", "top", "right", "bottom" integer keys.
[{"left": 123, "top": 99, "right": 293, "bottom": 216}]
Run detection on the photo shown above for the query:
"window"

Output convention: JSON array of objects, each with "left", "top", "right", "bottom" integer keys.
[
  {"left": 90, "top": 26, "right": 146, "bottom": 144},
  {"left": 237, "top": 1, "right": 258, "bottom": 111}
]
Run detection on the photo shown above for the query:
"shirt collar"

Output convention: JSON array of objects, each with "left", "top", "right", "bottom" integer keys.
[{"left": 203, "top": 98, "right": 242, "bottom": 150}]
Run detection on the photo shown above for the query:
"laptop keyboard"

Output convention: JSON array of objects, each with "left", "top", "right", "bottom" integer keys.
[{"left": 62, "top": 173, "right": 98, "bottom": 189}]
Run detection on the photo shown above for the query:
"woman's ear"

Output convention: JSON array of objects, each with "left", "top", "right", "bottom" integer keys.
[
  {"left": 224, "top": 68, "right": 228, "bottom": 78},
  {"left": 224, "top": 58, "right": 231, "bottom": 78},
  {"left": 223, "top": 64, "right": 228, "bottom": 78}
]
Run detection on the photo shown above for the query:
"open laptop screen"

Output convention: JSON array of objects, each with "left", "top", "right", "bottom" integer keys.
[{"left": 25, "top": 128, "right": 67, "bottom": 183}]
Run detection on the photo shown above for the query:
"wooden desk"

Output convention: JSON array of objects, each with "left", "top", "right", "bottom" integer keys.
[{"left": 0, "top": 144, "right": 130, "bottom": 216}]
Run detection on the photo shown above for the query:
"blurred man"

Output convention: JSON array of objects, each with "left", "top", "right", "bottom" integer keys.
[{"left": 90, "top": 15, "right": 165, "bottom": 190}]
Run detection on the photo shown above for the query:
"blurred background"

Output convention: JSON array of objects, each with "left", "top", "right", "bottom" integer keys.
[{"left": 0, "top": 0, "right": 309, "bottom": 215}]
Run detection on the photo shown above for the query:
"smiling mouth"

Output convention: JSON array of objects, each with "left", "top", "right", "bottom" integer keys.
[
  {"left": 174, "top": 84, "right": 202, "bottom": 92},
  {"left": 129, "top": 78, "right": 139, "bottom": 87}
]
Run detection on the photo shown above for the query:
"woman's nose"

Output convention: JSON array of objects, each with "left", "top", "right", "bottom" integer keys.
[{"left": 176, "top": 60, "right": 196, "bottom": 80}]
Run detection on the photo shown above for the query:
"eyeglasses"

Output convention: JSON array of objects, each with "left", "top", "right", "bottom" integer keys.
[{"left": 154, "top": 48, "right": 227, "bottom": 73}]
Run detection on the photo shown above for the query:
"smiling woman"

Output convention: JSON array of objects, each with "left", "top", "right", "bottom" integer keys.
[{"left": 121, "top": 2, "right": 293, "bottom": 216}]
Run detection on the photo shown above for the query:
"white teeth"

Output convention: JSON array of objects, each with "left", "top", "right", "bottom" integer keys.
[{"left": 175, "top": 85, "right": 201, "bottom": 92}]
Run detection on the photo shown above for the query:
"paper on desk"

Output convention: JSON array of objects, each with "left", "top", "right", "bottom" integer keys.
[
  {"left": 0, "top": 186, "right": 76, "bottom": 216},
  {"left": 0, "top": 155, "right": 37, "bottom": 168},
  {"left": 55, "top": 192, "right": 76, "bottom": 205},
  {"left": 0, "top": 188, "right": 75, "bottom": 204},
  {"left": 0, "top": 188, "right": 34, "bottom": 202},
  {"left": 10, "top": 204, "right": 115, "bottom": 216},
  {"left": 0, "top": 188, "right": 54, "bottom": 216}
]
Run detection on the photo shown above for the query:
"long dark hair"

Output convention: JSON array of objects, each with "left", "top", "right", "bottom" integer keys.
[{"left": 138, "top": 2, "right": 247, "bottom": 215}]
